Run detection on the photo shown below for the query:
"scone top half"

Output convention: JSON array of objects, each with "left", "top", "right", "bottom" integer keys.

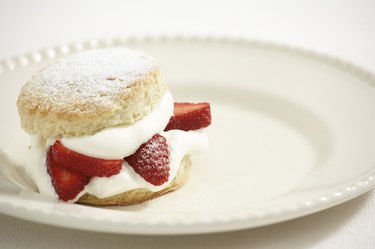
[{"left": 17, "top": 48, "right": 167, "bottom": 139}]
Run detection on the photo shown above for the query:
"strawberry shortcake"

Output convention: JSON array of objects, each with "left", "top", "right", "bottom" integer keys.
[{"left": 17, "top": 47, "right": 211, "bottom": 205}]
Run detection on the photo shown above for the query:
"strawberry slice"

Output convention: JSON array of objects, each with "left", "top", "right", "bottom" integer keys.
[
  {"left": 165, "top": 102, "right": 211, "bottom": 131},
  {"left": 46, "top": 149, "right": 91, "bottom": 201},
  {"left": 125, "top": 134, "right": 170, "bottom": 186},
  {"left": 51, "top": 141, "right": 123, "bottom": 177}
]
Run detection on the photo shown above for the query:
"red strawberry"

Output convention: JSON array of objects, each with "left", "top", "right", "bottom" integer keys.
[
  {"left": 46, "top": 149, "right": 91, "bottom": 201},
  {"left": 125, "top": 134, "right": 170, "bottom": 186},
  {"left": 165, "top": 102, "right": 211, "bottom": 131},
  {"left": 51, "top": 141, "right": 123, "bottom": 177}
]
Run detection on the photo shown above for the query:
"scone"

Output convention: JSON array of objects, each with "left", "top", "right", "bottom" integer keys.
[{"left": 17, "top": 47, "right": 211, "bottom": 205}]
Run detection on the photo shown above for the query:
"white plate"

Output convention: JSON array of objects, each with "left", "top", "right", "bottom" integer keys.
[{"left": 0, "top": 36, "right": 375, "bottom": 235}]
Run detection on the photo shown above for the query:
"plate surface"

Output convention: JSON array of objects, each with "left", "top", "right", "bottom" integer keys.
[{"left": 0, "top": 37, "right": 375, "bottom": 235}]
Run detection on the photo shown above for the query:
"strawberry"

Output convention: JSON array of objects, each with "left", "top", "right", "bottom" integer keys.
[
  {"left": 46, "top": 149, "right": 91, "bottom": 201},
  {"left": 165, "top": 102, "right": 211, "bottom": 131},
  {"left": 51, "top": 141, "right": 123, "bottom": 177},
  {"left": 125, "top": 134, "right": 170, "bottom": 186}
]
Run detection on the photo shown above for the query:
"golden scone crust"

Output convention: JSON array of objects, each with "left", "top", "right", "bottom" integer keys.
[
  {"left": 77, "top": 156, "right": 191, "bottom": 206},
  {"left": 17, "top": 48, "right": 167, "bottom": 139}
]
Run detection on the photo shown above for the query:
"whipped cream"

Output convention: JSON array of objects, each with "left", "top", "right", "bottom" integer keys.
[
  {"left": 84, "top": 130, "right": 208, "bottom": 198},
  {"left": 61, "top": 91, "right": 174, "bottom": 159},
  {"left": 23, "top": 91, "right": 209, "bottom": 201},
  {"left": 26, "top": 136, "right": 58, "bottom": 200}
]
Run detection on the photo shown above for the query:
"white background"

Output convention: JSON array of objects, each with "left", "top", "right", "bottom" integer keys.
[
  {"left": 0, "top": 0, "right": 374, "bottom": 248},
  {"left": 1, "top": 0, "right": 375, "bottom": 73}
]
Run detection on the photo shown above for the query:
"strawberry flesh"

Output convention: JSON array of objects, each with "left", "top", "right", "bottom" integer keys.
[
  {"left": 165, "top": 102, "right": 211, "bottom": 131},
  {"left": 125, "top": 134, "right": 170, "bottom": 186},
  {"left": 46, "top": 149, "right": 91, "bottom": 201},
  {"left": 51, "top": 141, "right": 123, "bottom": 177}
]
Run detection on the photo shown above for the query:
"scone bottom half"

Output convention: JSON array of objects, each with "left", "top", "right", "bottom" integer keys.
[{"left": 17, "top": 47, "right": 212, "bottom": 205}]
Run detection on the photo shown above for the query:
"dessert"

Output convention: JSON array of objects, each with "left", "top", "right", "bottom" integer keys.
[{"left": 17, "top": 47, "right": 211, "bottom": 205}]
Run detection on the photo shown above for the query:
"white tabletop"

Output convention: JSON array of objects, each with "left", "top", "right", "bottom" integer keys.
[{"left": 0, "top": 0, "right": 374, "bottom": 248}]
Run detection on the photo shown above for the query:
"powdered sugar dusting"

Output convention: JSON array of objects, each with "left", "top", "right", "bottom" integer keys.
[
  {"left": 21, "top": 47, "right": 157, "bottom": 114},
  {"left": 125, "top": 134, "right": 170, "bottom": 186}
]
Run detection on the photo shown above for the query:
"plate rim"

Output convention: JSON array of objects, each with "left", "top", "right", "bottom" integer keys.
[{"left": 0, "top": 35, "right": 375, "bottom": 235}]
